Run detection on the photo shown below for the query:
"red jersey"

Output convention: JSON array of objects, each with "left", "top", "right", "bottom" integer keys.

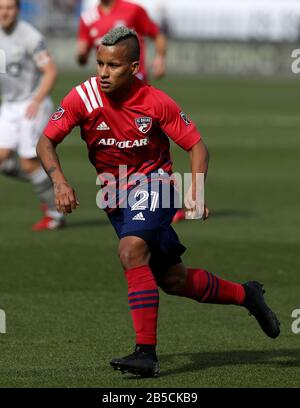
[
  {"left": 44, "top": 77, "right": 201, "bottom": 208},
  {"left": 78, "top": 0, "right": 159, "bottom": 81}
]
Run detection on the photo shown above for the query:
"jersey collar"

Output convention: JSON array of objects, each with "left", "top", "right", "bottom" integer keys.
[
  {"left": 99, "top": 76, "right": 142, "bottom": 105},
  {"left": 98, "top": 0, "right": 121, "bottom": 16}
]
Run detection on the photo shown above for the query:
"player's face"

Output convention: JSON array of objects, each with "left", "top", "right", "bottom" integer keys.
[
  {"left": 0, "top": 0, "right": 19, "bottom": 30},
  {"left": 96, "top": 44, "right": 139, "bottom": 95}
]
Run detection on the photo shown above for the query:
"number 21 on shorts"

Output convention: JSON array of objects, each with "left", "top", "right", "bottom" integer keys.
[{"left": 131, "top": 190, "right": 159, "bottom": 212}]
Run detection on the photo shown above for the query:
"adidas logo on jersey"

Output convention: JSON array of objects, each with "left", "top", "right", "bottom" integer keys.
[
  {"left": 132, "top": 212, "right": 145, "bottom": 221},
  {"left": 97, "top": 121, "right": 110, "bottom": 131}
]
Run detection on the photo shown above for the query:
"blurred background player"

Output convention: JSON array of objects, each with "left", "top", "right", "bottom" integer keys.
[
  {"left": 77, "top": 0, "right": 167, "bottom": 82},
  {"left": 0, "top": 0, "right": 64, "bottom": 230}
]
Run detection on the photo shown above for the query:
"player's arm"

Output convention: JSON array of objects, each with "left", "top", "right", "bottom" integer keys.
[
  {"left": 187, "top": 140, "right": 210, "bottom": 220},
  {"left": 156, "top": 90, "right": 209, "bottom": 218},
  {"left": 77, "top": 40, "right": 91, "bottom": 66},
  {"left": 76, "top": 17, "right": 92, "bottom": 66},
  {"left": 152, "top": 32, "right": 167, "bottom": 79},
  {"left": 36, "top": 135, "right": 79, "bottom": 214},
  {"left": 26, "top": 47, "right": 57, "bottom": 119},
  {"left": 26, "top": 59, "right": 57, "bottom": 119},
  {"left": 135, "top": 6, "right": 167, "bottom": 78},
  {"left": 36, "top": 89, "right": 82, "bottom": 214},
  {"left": 189, "top": 139, "right": 209, "bottom": 180}
]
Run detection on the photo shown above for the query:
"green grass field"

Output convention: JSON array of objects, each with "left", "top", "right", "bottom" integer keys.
[{"left": 0, "top": 73, "right": 299, "bottom": 387}]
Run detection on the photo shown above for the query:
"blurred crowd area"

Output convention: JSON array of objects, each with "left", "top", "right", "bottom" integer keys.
[
  {"left": 18, "top": 0, "right": 300, "bottom": 75},
  {"left": 20, "top": 0, "right": 81, "bottom": 35},
  {"left": 20, "top": 0, "right": 300, "bottom": 42}
]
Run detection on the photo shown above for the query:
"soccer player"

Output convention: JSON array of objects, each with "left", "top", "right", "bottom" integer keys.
[
  {"left": 37, "top": 27, "right": 280, "bottom": 377},
  {"left": 76, "top": 0, "right": 191, "bottom": 223},
  {"left": 0, "top": 0, "right": 64, "bottom": 230},
  {"left": 77, "top": 0, "right": 167, "bottom": 82}
]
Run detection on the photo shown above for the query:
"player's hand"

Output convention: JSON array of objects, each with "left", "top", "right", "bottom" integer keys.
[
  {"left": 202, "top": 204, "right": 209, "bottom": 221},
  {"left": 25, "top": 100, "right": 40, "bottom": 119},
  {"left": 184, "top": 184, "right": 208, "bottom": 220},
  {"left": 185, "top": 203, "right": 209, "bottom": 220},
  {"left": 77, "top": 53, "right": 88, "bottom": 66},
  {"left": 53, "top": 182, "right": 80, "bottom": 214},
  {"left": 152, "top": 55, "right": 166, "bottom": 79}
]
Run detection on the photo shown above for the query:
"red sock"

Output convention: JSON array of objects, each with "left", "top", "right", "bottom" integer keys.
[
  {"left": 125, "top": 265, "right": 159, "bottom": 345},
  {"left": 181, "top": 268, "right": 245, "bottom": 305}
]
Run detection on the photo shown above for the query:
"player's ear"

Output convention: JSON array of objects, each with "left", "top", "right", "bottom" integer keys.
[{"left": 131, "top": 61, "right": 139, "bottom": 75}]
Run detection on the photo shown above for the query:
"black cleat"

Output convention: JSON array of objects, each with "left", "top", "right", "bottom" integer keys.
[
  {"left": 110, "top": 345, "right": 160, "bottom": 378},
  {"left": 243, "top": 281, "right": 280, "bottom": 338}
]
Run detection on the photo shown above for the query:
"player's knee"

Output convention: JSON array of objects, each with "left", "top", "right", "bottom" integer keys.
[
  {"left": 159, "top": 271, "right": 186, "bottom": 295},
  {"left": 20, "top": 158, "right": 40, "bottom": 174},
  {"left": 118, "top": 237, "right": 150, "bottom": 270}
]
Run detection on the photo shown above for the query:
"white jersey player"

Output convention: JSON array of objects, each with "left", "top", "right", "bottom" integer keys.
[{"left": 0, "top": 0, "right": 64, "bottom": 230}]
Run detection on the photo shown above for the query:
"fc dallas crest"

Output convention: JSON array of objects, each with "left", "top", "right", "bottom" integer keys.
[
  {"left": 135, "top": 117, "right": 152, "bottom": 134},
  {"left": 51, "top": 106, "right": 65, "bottom": 121}
]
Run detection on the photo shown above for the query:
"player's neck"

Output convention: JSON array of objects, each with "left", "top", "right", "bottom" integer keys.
[
  {"left": 100, "top": 0, "right": 116, "bottom": 14},
  {"left": 106, "top": 78, "right": 136, "bottom": 102}
]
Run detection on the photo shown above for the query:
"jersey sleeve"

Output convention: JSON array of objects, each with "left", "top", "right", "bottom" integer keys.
[
  {"left": 27, "top": 27, "right": 51, "bottom": 68},
  {"left": 43, "top": 88, "right": 83, "bottom": 144},
  {"left": 155, "top": 90, "right": 201, "bottom": 151},
  {"left": 134, "top": 5, "right": 160, "bottom": 38}
]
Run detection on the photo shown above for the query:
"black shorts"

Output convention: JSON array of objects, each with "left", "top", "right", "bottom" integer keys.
[{"left": 107, "top": 181, "right": 186, "bottom": 276}]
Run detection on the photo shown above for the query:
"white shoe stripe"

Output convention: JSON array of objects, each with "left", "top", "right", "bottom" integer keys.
[
  {"left": 91, "top": 77, "right": 103, "bottom": 107},
  {"left": 76, "top": 85, "right": 92, "bottom": 114},
  {"left": 84, "top": 80, "right": 99, "bottom": 110}
]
